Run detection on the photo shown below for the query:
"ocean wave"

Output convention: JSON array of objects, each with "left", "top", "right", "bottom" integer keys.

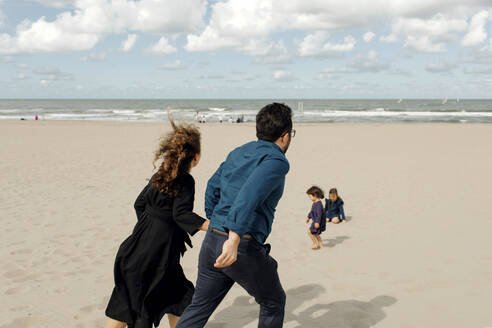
[
  {"left": 112, "top": 109, "right": 137, "bottom": 114},
  {"left": 315, "top": 110, "right": 492, "bottom": 117}
]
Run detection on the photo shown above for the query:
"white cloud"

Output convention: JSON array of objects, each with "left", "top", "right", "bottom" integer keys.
[
  {"left": 425, "top": 62, "right": 458, "bottom": 72},
  {"left": 186, "top": 0, "right": 277, "bottom": 53},
  {"left": 461, "top": 10, "right": 489, "bottom": 47},
  {"left": 273, "top": 70, "right": 294, "bottom": 82},
  {"left": 33, "top": 0, "right": 75, "bottom": 8},
  {"left": 381, "top": 14, "right": 468, "bottom": 52},
  {"left": 33, "top": 66, "right": 73, "bottom": 81},
  {"left": 348, "top": 51, "right": 389, "bottom": 72},
  {"left": 0, "top": 0, "right": 207, "bottom": 54},
  {"left": 298, "top": 32, "right": 356, "bottom": 57},
  {"left": 248, "top": 40, "right": 292, "bottom": 64},
  {"left": 0, "top": 8, "right": 5, "bottom": 28},
  {"left": 80, "top": 51, "right": 107, "bottom": 62},
  {"left": 147, "top": 37, "right": 177, "bottom": 56},
  {"left": 158, "top": 60, "right": 185, "bottom": 70},
  {"left": 363, "top": 31, "right": 375, "bottom": 43},
  {"left": 121, "top": 34, "right": 138, "bottom": 52},
  {"left": 464, "top": 66, "right": 492, "bottom": 74},
  {"left": 14, "top": 72, "right": 28, "bottom": 80},
  {"left": 0, "top": 55, "right": 13, "bottom": 63}
]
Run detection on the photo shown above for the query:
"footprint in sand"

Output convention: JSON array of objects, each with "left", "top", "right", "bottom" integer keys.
[
  {"left": 75, "top": 318, "right": 105, "bottom": 328},
  {"left": 0, "top": 316, "right": 47, "bottom": 328},
  {"left": 9, "top": 248, "right": 33, "bottom": 255},
  {"left": 74, "top": 296, "right": 109, "bottom": 321},
  {"left": 12, "top": 273, "right": 41, "bottom": 283},
  {"left": 3, "top": 269, "right": 27, "bottom": 279},
  {"left": 9, "top": 305, "right": 30, "bottom": 312},
  {"left": 4, "top": 285, "right": 30, "bottom": 295}
]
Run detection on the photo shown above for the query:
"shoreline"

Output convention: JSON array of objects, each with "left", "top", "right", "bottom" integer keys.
[{"left": 2, "top": 120, "right": 492, "bottom": 126}]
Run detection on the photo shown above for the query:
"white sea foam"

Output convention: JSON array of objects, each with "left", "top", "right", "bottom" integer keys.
[
  {"left": 112, "top": 109, "right": 136, "bottom": 114},
  {"left": 307, "top": 110, "right": 492, "bottom": 118}
]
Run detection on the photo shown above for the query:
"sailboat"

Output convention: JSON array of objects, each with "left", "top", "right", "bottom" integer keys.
[
  {"left": 442, "top": 97, "right": 448, "bottom": 104},
  {"left": 397, "top": 98, "right": 403, "bottom": 103}
]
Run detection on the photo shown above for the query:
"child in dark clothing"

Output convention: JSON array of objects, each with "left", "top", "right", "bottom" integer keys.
[
  {"left": 306, "top": 186, "right": 326, "bottom": 249},
  {"left": 325, "top": 188, "right": 346, "bottom": 224}
]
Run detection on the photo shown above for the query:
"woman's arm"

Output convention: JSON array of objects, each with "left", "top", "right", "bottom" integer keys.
[
  {"left": 173, "top": 175, "right": 207, "bottom": 235},
  {"left": 134, "top": 183, "right": 150, "bottom": 221}
]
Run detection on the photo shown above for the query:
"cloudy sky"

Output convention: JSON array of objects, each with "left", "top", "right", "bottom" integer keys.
[{"left": 1, "top": 0, "right": 492, "bottom": 98}]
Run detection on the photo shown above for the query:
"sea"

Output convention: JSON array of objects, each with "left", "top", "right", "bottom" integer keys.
[{"left": 1, "top": 99, "right": 492, "bottom": 123}]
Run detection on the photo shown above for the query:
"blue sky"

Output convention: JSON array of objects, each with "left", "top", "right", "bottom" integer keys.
[{"left": 1, "top": 0, "right": 492, "bottom": 98}]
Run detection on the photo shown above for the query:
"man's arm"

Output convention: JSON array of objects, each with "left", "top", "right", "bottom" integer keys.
[
  {"left": 224, "top": 157, "right": 289, "bottom": 237},
  {"left": 204, "top": 162, "right": 224, "bottom": 219},
  {"left": 214, "top": 157, "right": 289, "bottom": 268}
]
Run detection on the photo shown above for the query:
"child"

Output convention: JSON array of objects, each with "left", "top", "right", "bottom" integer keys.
[
  {"left": 325, "top": 188, "right": 346, "bottom": 224},
  {"left": 105, "top": 120, "right": 210, "bottom": 328},
  {"left": 305, "top": 186, "right": 326, "bottom": 249}
]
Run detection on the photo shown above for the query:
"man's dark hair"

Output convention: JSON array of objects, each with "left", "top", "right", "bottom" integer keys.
[
  {"left": 306, "top": 186, "right": 324, "bottom": 199},
  {"left": 256, "top": 102, "right": 293, "bottom": 142}
]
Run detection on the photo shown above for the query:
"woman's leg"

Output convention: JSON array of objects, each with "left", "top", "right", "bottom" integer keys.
[
  {"left": 168, "top": 314, "right": 179, "bottom": 328},
  {"left": 315, "top": 235, "right": 323, "bottom": 248},
  {"left": 105, "top": 318, "right": 126, "bottom": 328}
]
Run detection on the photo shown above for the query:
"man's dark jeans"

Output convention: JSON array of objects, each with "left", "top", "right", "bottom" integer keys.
[{"left": 176, "top": 229, "right": 286, "bottom": 328}]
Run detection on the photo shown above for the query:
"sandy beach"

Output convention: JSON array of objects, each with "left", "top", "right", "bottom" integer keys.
[{"left": 1, "top": 120, "right": 491, "bottom": 328}]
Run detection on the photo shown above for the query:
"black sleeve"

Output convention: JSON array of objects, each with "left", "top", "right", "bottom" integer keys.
[
  {"left": 172, "top": 175, "right": 206, "bottom": 235},
  {"left": 134, "top": 182, "right": 150, "bottom": 221}
]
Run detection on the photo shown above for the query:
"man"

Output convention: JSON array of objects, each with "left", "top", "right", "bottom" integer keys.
[{"left": 176, "top": 103, "right": 295, "bottom": 328}]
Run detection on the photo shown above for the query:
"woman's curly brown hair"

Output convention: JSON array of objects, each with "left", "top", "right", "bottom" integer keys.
[{"left": 151, "top": 119, "right": 201, "bottom": 197}]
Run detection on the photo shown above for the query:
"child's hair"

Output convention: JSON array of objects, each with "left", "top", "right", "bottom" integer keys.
[
  {"left": 151, "top": 119, "right": 201, "bottom": 197},
  {"left": 327, "top": 188, "right": 342, "bottom": 203},
  {"left": 306, "top": 186, "right": 324, "bottom": 199}
]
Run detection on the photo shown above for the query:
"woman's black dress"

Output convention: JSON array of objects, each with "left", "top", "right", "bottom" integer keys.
[{"left": 105, "top": 173, "right": 205, "bottom": 328}]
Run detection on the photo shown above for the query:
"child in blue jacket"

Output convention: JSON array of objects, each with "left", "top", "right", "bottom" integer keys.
[{"left": 325, "top": 188, "right": 346, "bottom": 224}]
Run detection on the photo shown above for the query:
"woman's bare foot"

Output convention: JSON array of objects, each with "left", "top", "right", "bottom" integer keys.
[{"left": 311, "top": 244, "right": 319, "bottom": 249}]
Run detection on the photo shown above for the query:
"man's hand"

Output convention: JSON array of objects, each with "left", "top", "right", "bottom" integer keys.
[
  {"left": 314, "top": 222, "right": 320, "bottom": 229},
  {"left": 214, "top": 231, "right": 240, "bottom": 268}
]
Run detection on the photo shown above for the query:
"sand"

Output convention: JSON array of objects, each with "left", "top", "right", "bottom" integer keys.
[{"left": 1, "top": 120, "right": 491, "bottom": 328}]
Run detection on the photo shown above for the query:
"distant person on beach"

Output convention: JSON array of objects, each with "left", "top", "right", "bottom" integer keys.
[
  {"left": 35, "top": 115, "right": 38, "bottom": 120},
  {"left": 175, "top": 103, "right": 294, "bottom": 328},
  {"left": 105, "top": 120, "right": 210, "bottom": 328},
  {"left": 325, "top": 188, "right": 346, "bottom": 224},
  {"left": 306, "top": 186, "right": 326, "bottom": 249}
]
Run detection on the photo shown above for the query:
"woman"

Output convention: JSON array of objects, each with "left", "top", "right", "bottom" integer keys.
[{"left": 105, "top": 120, "right": 209, "bottom": 328}]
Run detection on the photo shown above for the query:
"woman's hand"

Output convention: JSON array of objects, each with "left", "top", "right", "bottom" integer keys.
[
  {"left": 199, "top": 219, "right": 210, "bottom": 231},
  {"left": 306, "top": 218, "right": 310, "bottom": 224},
  {"left": 314, "top": 222, "right": 320, "bottom": 229}
]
